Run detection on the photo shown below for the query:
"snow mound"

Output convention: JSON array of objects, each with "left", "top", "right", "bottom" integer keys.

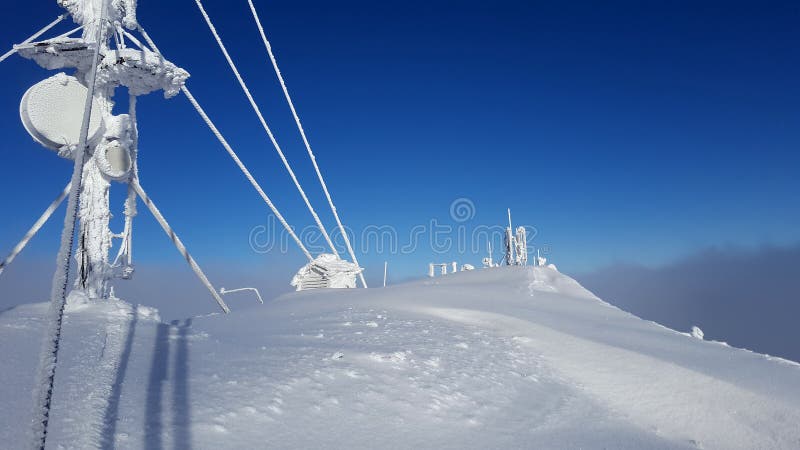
[{"left": 1, "top": 266, "right": 799, "bottom": 449}]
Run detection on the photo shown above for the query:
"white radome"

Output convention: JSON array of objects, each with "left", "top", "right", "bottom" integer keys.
[{"left": 20, "top": 72, "right": 104, "bottom": 154}]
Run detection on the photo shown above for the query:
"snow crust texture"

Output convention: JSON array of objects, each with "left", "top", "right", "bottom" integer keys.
[{"left": 2, "top": 267, "right": 799, "bottom": 449}]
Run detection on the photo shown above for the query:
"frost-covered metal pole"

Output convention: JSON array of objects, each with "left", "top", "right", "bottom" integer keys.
[
  {"left": 194, "top": 0, "right": 339, "bottom": 258},
  {"left": 0, "top": 14, "right": 67, "bottom": 63},
  {"left": 72, "top": 0, "right": 120, "bottom": 299},
  {"left": 132, "top": 180, "right": 230, "bottom": 314},
  {"left": 220, "top": 287, "right": 264, "bottom": 304},
  {"left": 0, "top": 182, "right": 70, "bottom": 278},
  {"left": 31, "top": 1, "right": 108, "bottom": 446}
]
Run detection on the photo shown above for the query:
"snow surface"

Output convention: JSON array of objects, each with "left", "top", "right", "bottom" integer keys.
[{"left": 2, "top": 266, "right": 799, "bottom": 449}]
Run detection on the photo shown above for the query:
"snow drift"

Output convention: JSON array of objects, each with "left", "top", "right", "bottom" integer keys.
[{"left": 1, "top": 266, "right": 799, "bottom": 449}]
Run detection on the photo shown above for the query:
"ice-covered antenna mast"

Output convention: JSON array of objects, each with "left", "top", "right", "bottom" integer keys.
[
  {"left": 11, "top": 0, "right": 226, "bottom": 307},
  {"left": 9, "top": 2, "right": 230, "bottom": 444}
]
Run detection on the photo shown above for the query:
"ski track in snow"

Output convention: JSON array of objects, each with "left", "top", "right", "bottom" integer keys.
[{"left": 1, "top": 266, "right": 799, "bottom": 449}]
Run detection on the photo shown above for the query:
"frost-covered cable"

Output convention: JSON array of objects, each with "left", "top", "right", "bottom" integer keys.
[
  {"left": 54, "top": 23, "right": 86, "bottom": 40},
  {"left": 247, "top": 0, "right": 367, "bottom": 288},
  {"left": 0, "top": 182, "right": 71, "bottom": 278},
  {"left": 180, "top": 86, "right": 313, "bottom": 261},
  {"left": 121, "top": 29, "right": 146, "bottom": 52},
  {"left": 132, "top": 180, "right": 230, "bottom": 313},
  {"left": 136, "top": 25, "right": 313, "bottom": 261},
  {"left": 193, "top": 0, "right": 339, "bottom": 257},
  {"left": 0, "top": 14, "right": 67, "bottom": 63},
  {"left": 31, "top": 7, "right": 107, "bottom": 450}
]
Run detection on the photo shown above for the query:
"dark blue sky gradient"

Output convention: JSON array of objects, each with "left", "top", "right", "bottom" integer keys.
[{"left": 0, "top": 0, "right": 798, "bottom": 289}]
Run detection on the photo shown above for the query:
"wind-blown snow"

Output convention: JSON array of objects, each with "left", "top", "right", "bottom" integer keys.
[{"left": 1, "top": 267, "right": 799, "bottom": 449}]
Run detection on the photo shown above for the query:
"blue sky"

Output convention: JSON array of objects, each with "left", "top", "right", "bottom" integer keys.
[{"left": 0, "top": 0, "right": 798, "bottom": 293}]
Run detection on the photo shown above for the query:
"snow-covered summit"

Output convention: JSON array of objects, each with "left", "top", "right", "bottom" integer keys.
[{"left": 1, "top": 266, "right": 799, "bottom": 449}]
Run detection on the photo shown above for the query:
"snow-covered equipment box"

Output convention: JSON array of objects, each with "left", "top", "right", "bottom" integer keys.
[{"left": 291, "top": 253, "right": 363, "bottom": 291}]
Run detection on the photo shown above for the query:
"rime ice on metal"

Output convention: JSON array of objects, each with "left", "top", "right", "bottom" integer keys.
[{"left": 292, "top": 254, "right": 364, "bottom": 291}]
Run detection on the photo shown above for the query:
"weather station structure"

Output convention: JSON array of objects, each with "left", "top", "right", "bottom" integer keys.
[{"left": 291, "top": 254, "right": 363, "bottom": 290}]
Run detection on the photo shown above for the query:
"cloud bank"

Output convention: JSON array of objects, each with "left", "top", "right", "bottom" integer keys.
[
  {"left": 0, "top": 259, "right": 292, "bottom": 322},
  {"left": 577, "top": 244, "right": 800, "bottom": 363}
]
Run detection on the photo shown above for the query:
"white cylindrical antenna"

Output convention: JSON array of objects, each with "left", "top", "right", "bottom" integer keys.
[{"left": 383, "top": 261, "right": 388, "bottom": 287}]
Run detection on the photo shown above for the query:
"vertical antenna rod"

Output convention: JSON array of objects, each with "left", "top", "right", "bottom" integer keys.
[{"left": 31, "top": 2, "right": 108, "bottom": 447}]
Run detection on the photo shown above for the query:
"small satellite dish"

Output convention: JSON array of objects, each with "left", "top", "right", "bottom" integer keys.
[
  {"left": 20, "top": 73, "right": 104, "bottom": 155},
  {"left": 96, "top": 140, "right": 132, "bottom": 181}
]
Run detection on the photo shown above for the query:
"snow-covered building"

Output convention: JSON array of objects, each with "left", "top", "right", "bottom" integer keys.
[{"left": 291, "top": 254, "right": 363, "bottom": 291}]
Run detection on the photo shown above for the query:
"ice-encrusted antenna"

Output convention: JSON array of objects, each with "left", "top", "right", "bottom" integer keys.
[{"left": 8, "top": 1, "right": 227, "bottom": 446}]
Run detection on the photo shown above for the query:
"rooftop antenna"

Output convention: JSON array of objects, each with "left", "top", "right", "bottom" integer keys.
[{"left": 383, "top": 261, "right": 388, "bottom": 287}]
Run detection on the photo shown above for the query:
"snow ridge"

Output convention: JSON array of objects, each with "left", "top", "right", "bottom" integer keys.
[{"left": 3, "top": 267, "right": 799, "bottom": 449}]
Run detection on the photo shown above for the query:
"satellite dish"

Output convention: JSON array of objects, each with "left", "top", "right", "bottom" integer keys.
[
  {"left": 20, "top": 72, "right": 104, "bottom": 155},
  {"left": 96, "top": 140, "right": 132, "bottom": 181}
]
